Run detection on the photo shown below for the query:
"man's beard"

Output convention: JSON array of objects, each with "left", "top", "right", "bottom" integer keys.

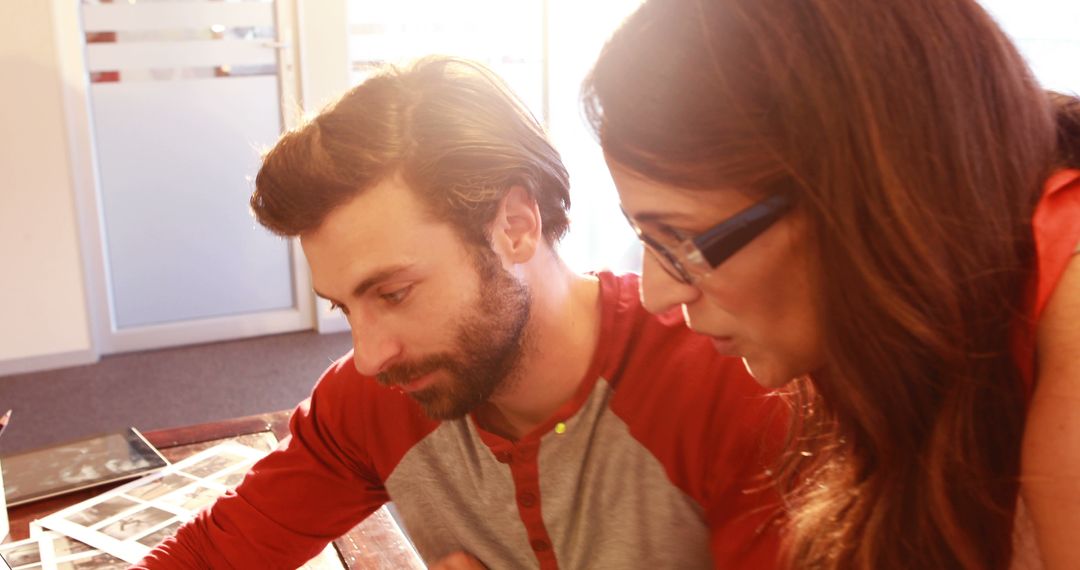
[{"left": 376, "top": 246, "right": 531, "bottom": 420}]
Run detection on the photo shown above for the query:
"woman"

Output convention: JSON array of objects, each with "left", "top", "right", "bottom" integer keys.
[{"left": 583, "top": 0, "right": 1080, "bottom": 568}]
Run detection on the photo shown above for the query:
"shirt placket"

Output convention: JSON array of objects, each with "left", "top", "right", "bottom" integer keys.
[{"left": 494, "top": 439, "right": 558, "bottom": 569}]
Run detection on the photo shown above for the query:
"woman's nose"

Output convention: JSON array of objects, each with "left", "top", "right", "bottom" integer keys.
[{"left": 638, "top": 250, "right": 702, "bottom": 315}]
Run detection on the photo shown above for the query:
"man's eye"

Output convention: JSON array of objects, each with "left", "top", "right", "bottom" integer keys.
[
  {"left": 328, "top": 301, "right": 349, "bottom": 315},
  {"left": 380, "top": 285, "right": 413, "bottom": 305}
]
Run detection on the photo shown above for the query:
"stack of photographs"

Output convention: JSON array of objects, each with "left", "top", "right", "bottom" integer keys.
[
  {"left": 2, "top": 428, "right": 168, "bottom": 508},
  {"left": 2, "top": 442, "right": 344, "bottom": 570},
  {"left": 37, "top": 443, "right": 263, "bottom": 562},
  {"left": 0, "top": 530, "right": 127, "bottom": 570}
]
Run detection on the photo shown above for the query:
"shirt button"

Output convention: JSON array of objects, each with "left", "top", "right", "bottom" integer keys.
[
  {"left": 495, "top": 451, "right": 513, "bottom": 464},
  {"left": 530, "top": 538, "right": 550, "bottom": 552},
  {"left": 519, "top": 492, "right": 537, "bottom": 507}
]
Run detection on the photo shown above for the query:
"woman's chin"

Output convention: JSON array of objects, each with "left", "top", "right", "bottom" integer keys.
[{"left": 741, "top": 357, "right": 796, "bottom": 389}]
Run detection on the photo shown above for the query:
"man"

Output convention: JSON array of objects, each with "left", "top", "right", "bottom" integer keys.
[{"left": 135, "top": 57, "right": 785, "bottom": 569}]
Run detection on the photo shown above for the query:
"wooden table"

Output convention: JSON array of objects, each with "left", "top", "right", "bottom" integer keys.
[{"left": 5, "top": 411, "right": 421, "bottom": 569}]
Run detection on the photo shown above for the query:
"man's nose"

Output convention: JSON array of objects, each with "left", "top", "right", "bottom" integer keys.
[{"left": 349, "top": 318, "right": 403, "bottom": 377}]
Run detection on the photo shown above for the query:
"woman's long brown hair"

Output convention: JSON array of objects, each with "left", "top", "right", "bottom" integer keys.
[{"left": 584, "top": 0, "right": 1080, "bottom": 567}]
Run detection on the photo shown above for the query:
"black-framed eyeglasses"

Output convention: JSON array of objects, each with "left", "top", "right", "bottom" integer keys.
[{"left": 621, "top": 192, "right": 795, "bottom": 284}]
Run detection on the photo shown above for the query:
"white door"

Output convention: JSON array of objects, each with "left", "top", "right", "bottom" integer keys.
[{"left": 70, "top": 0, "right": 313, "bottom": 354}]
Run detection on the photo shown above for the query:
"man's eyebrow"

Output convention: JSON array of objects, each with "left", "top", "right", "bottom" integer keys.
[{"left": 313, "top": 264, "right": 415, "bottom": 303}]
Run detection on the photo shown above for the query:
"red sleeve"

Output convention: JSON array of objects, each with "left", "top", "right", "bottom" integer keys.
[
  {"left": 1015, "top": 169, "right": 1080, "bottom": 389},
  {"left": 1032, "top": 169, "right": 1080, "bottom": 322},
  {"left": 133, "top": 355, "right": 429, "bottom": 569}
]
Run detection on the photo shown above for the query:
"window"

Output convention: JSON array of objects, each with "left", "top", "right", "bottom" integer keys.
[
  {"left": 346, "top": 0, "right": 643, "bottom": 273},
  {"left": 980, "top": 0, "right": 1080, "bottom": 94}
]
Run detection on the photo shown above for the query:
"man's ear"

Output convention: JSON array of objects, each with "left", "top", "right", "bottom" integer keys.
[{"left": 489, "top": 185, "right": 542, "bottom": 265}]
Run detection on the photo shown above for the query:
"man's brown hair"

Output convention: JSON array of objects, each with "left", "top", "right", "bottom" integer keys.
[{"left": 251, "top": 57, "right": 570, "bottom": 247}]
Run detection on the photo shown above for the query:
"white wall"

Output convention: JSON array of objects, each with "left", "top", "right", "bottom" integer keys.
[
  {"left": 0, "top": 0, "right": 349, "bottom": 376},
  {"left": 0, "top": 0, "right": 95, "bottom": 375}
]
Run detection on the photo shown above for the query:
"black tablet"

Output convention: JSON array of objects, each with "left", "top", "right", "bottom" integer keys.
[{"left": 1, "top": 427, "right": 168, "bottom": 506}]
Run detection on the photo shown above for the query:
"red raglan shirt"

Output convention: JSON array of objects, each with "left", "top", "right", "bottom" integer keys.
[
  {"left": 134, "top": 272, "right": 787, "bottom": 569},
  {"left": 1017, "top": 168, "right": 1080, "bottom": 390}
]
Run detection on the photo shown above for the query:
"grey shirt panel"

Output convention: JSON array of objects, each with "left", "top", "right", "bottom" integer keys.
[{"left": 384, "top": 379, "right": 711, "bottom": 569}]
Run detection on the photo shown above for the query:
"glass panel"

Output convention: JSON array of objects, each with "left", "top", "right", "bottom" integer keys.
[
  {"left": 91, "top": 75, "right": 294, "bottom": 329},
  {"left": 82, "top": 1, "right": 277, "bottom": 82},
  {"left": 82, "top": 0, "right": 272, "bottom": 4}
]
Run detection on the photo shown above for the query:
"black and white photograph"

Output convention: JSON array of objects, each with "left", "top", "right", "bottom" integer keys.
[
  {"left": 50, "top": 535, "right": 96, "bottom": 559},
  {"left": 211, "top": 470, "right": 246, "bottom": 489},
  {"left": 55, "top": 552, "right": 128, "bottom": 570},
  {"left": 63, "top": 497, "right": 138, "bottom": 528},
  {"left": 98, "top": 507, "right": 175, "bottom": 541},
  {"left": 37, "top": 444, "right": 268, "bottom": 563},
  {"left": 160, "top": 484, "right": 222, "bottom": 512},
  {"left": 1, "top": 429, "right": 167, "bottom": 506},
  {"left": 134, "top": 520, "right": 184, "bottom": 549},
  {"left": 0, "top": 538, "right": 41, "bottom": 568},
  {"left": 123, "top": 473, "right": 197, "bottom": 502},
  {"left": 179, "top": 453, "right": 246, "bottom": 479}
]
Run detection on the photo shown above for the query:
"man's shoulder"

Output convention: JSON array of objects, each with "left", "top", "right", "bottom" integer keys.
[{"left": 299, "top": 351, "right": 440, "bottom": 476}]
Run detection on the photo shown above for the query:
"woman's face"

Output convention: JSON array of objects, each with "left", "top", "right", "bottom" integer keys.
[{"left": 608, "top": 158, "right": 825, "bottom": 388}]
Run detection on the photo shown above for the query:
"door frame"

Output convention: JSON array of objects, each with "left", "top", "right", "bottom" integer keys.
[{"left": 53, "top": 0, "right": 318, "bottom": 355}]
